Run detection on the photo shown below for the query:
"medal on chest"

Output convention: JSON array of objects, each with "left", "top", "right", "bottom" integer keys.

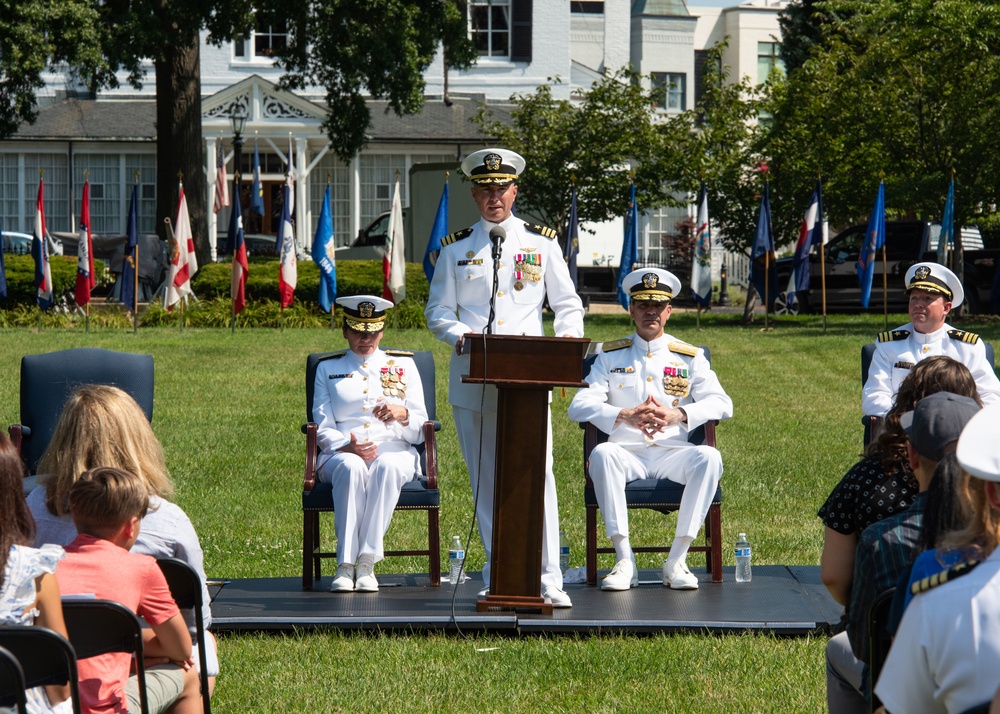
[
  {"left": 514, "top": 253, "right": 543, "bottom": 284},
  {"left": 663, "top": 364, "right": 690, "bottom": 397},
  {"left": 380, "top": 363, "right": 408, "bottom": 399}
]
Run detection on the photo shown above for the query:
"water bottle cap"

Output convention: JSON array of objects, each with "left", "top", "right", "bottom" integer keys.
[
  {"left": 738, "top": 532, "right": 747, "bottom": 539},
  {"left": 452, "top": 535, "right": 461, "bottom": 546}
]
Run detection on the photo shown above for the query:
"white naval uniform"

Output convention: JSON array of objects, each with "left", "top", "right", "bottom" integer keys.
[
  {"left": 862, "top": 322, "right": 1000, "bottom": 417},
  {"left": 567, "top": 333, "right": 733, "bottom": 543},
  {"left": 875, "top": 549, "right": 1000, "bottom": 714},
  {"left": 424, "top": 213, "right": 585, "bottom": 589},
  {"left": 313, "top": 348, "right": 427, "bottom": 565}
]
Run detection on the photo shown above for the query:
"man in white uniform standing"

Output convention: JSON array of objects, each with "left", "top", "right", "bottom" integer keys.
[
  {"left": 424, "top": 148, "right": 584, "bottom": 608},
  {"left": 862, "top": 261, "right": 1000, "bottom": 416},
  {"left": 568, "top": 269, "right": 733, "bottom": 591},
  {"left": 313, "top": 295, "right": 428, "bottom": 593}
]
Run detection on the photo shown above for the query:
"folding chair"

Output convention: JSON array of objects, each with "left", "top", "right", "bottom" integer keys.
[
  {"left": 0, "top": 625, "right": 81, "bottom": 714},
  {"left": 62, "top": 600, "right": 148, "bottom": 714},
  {"left": 582, "top": 348, "right": 724, "bottom": 586},
  {"left": 302, "top": 349, "right": 442, "bottom": 590},
  {"left": 0, "top": 644, "right": 27, "bottom": 714},
  {"left": 861, "top": 341, "right": 996, "bottom": 447},
  {"left": 157, "top": 558, "right": 212, "bottom": 714},
  {"left": 7, "top": 347, "right": 154, "bottom": 474}
]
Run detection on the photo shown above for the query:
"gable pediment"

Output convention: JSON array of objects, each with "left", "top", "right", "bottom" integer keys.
[{"left": 202, "top": 74, "right": 325, "bottom": 132}]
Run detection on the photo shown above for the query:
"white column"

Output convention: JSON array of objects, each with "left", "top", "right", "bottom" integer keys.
[{"left": 206, "top": 138, "right": 218, "bottom": 262}]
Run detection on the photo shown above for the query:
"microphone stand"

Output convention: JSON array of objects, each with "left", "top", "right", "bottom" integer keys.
[{"left": 486, "top": 237, "right": 502, "bottom": 335}]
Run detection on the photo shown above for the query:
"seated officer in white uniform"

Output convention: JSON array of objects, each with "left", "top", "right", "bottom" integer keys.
[
  {"left": 862, "top": 261, "right": 1000, "bottom": 417},
  {"left": 567, "top": 269, "right": 733, "bottom": 591},
  {"left": 313, "top": 295, "right": 428, "bottom": 593},
  {"left": 875, "top": 400, "right": 1000, "bottom": 714},
  {"left": 424, "top": 148, "right": 584, "bottom": 608}
]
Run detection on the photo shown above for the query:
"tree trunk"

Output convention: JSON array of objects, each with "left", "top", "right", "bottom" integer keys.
[
  {"left": 741, "top": 282, "right": 759, "bottom": 324},
  {"left": 155, "top": 38, "right": 208, "bottom": 267}
]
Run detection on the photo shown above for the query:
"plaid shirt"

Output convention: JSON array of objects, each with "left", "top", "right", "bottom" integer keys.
[{"left": 846, "top": 492, "right": 927, "bottom": 660}]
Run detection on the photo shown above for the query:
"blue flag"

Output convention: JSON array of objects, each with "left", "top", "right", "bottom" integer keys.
[
  {"left": 617, "top": 182, "right": 639, "bottom": 309},
  {"left": 749, "top": 182, "right": 777, "bottom": 309},
  {"left": 787, "top": 180, "right": 823, "bottom": 304},
  {"left": 936, "top": 179, "right": 955, "bottom": 265},
  {"left": 423, "top": 181, "right": 448, "bottom": 282},
  {"left": 857, "top": 181, "right": 886, "bottom": 309},
  {"left": 251, "top": 142, "right": 265, "bottom": 217},
  {"left": 312, "top": 185, "right": 337, "bottom": 313},
  {"left": 564, "top": 187, "right": 580, "bottom": 291},
  {"left": 0, "top": 218, "right": 7, "bottom": 300},
  {"left": 120, "top": 183, "right": 139, "bottom": 312}
]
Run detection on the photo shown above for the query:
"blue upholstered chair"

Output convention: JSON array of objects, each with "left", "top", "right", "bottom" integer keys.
[
  {"left": 301, "top": 350, "right": 441, "bottom": 590},
  {"left": 582, "top": 348, "right": 723, "bottom": 586},
  {"left": 8, "top": 347, "right": 154, "bottom": 474}
]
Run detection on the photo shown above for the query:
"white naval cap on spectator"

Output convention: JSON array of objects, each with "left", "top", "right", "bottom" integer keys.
[
  {"left": 336, "top": 294, "right": 393, "bottom": 333},
  {"left": 622, "top": 268, "right": 682, "bottom": 303},
  {"left": 956, "top": 401, "right": 1000, "bottom": 481}
]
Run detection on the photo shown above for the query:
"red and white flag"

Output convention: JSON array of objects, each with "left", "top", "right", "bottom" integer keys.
[
  {"left": 277, "top": 173, "right": 297, "bottom": 308},
  {"left": 382, "top": 177, "right": 406, "bottom": 304},
  {"left": 165, "top": 183, "right": 198, "bottom": 310},
  {"left": 213, "top": 142, "right": 229, "bottom": 214},
  {"left": 75, "top": 180, "right": 96, "bottom": 307},
  {"left": 33, "top": 179, "right": 54, "bottom": 309}
]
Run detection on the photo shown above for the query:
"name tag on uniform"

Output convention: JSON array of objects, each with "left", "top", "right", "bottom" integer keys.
[
  {"left": 328, "top": 373, "right": 353, "bottom": 379},
  {"left": 893, "top": 361, "right": 914, "bottom": 370},
  {"left": 610, "top": 367, "right": 634, "bottom": 374},
  {"left": 457, "top": 259, "right": 484, "bottom": 266}
]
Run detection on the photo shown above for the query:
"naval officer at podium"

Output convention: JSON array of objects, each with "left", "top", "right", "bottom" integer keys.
[{"left": 424, "top": 148, "right": 584, "bottom": 607}]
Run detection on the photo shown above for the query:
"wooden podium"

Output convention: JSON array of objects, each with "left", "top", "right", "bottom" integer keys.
[{"left": 463, "top": 333, "right": 591, "bottom": 613}]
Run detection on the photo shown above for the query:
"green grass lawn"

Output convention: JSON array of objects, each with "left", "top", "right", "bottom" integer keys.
[{"left": 3, "top": 309, "right": 998, "bottom": 712}]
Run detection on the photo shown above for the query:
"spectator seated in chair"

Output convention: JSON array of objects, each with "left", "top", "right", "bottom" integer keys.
[
  {"left": 313, "top": 295, "right": 428, "bottom": 593},
  {"left": 26, "top": 384, "right": 219, "bottom": 694},
  {"left": 876, "top": 401, "right": 1000, "bottom": 714},
  {"left": 567, "top": 268, "right": 733, "bottom": 591},
  {"left": 0, "top": 433, "right": 72, "bottom": 714},
  {"left": 55, "top": 467, "right": 202, "bottom": 714},
  {"left": 818, "top": 356, "right": 979, "bottom": 607}
]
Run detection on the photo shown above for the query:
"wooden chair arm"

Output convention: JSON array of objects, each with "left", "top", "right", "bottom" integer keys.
[
  {"left": 8, "top": 424, "right": 25, "bottom": 456},
  {"left": 704, "top": 420, "right": 717, "bottom": 449},
  {"left": 423, "top": 421, "right": 438, "bottom": 489},
  {"left": 303, "top": 422, "right": 318, "bottom": 492}
]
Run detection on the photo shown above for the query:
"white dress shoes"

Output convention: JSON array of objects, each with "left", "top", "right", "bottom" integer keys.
[
  {"left": 663, "top": 559, "right": 699, "bottom": 590},
  {"left": 354, "top": 561, "right": 379, "bottom": 592},
  {"left": 601, "top": 559, "right": 639, "bottom": 591},
  {"left": 542, "top": 584, "right": 573, "bottom": 608},
  {"left": 330, "top": 563, "right": 355, "bottom": 592}
]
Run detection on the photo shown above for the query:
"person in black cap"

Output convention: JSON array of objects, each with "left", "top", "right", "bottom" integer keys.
[
  {"left": 424, "top": 148, "right": 584, "bottom": 608},
  {"left": 862, "top": 261, "right": 1000, "bottom": 417},
  {"left": 313, "top": 295, "right": 428, "bottom": 593}
]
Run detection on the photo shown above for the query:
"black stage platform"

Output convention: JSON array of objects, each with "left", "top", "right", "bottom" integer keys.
[{"left": 209, "top": 565, "right": 842, "bottom": 636}]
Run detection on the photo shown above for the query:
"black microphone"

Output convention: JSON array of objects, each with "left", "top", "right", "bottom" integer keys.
[{"left": 489, "top": 225, "right": 506, "bottom": 260}]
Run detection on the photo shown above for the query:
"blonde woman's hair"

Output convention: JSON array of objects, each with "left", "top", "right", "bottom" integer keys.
[
  {"left": 940, "top": 475, "right": 1000, "bottom": 561},
  {"left": 37, "top": 384, "right": 172, "bottom": 517},
  {"left": 69, "top": 466, "right": 150, "bottom": 539}
]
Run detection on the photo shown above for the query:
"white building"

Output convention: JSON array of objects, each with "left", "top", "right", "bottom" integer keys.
[{"left": 0, "top": 0, "right": 787, "bottom": 294}]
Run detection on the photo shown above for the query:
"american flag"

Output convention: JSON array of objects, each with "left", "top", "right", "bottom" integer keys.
[{"left": 214, "top": 142, "right": 229, "bottom": 214}]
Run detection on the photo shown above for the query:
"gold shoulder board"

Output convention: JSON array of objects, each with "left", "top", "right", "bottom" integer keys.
[
  {"left": 441, "top": 227, "right": 473, "bottom": 247},
  {"left": 317, "top": 350, "right": 348, "bottom": 363},
  {"left": 602, "top": 338, "right": 632, "bottom": 352},
  {"left": 910, "top": 559, "right": 981, "bottom": 596},
  {"left": 877, "top": 330, "right": 910, "bottom": 343},
  {"left": 668, "top": 341, "right": 698, "bottom": 357},
  {"left": 948, "top": 329, "right": 980, "bottom": 344},
  {"left": 524, "top": 223, "right": 559, "bottom": 240},
  {"left": 384, "top": 349, "right": 415, "bottom": 357}
]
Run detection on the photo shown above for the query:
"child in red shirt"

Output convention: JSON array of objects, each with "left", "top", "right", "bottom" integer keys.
[{"left": 55, "top": 467, "right": 201, "bottom": 714}]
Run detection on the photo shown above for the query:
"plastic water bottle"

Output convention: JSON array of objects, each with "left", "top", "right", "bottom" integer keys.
[
  {"left": 448, "top": 536, "right": 465, "bottom": 584},
  {"left": 735, "top": 532, "right": 752, "bottom": 583},
  {"left": 559, "top": 530, "right": 570, "bottom": 575}
]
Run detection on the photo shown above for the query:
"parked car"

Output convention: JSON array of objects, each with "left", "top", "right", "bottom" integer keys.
[
  {"left": 2, "top": 231, "right": 33, "bottom": 255},
  {"left": 351, "top": 209, "right": 409, "bottom": 249},
  {"left": 773, "top": 221, "right": 999, "bottom": 314}
]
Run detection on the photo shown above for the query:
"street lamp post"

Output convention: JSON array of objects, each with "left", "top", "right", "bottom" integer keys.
[{"left": 230, "top": 107, "right": 247, "bottom": 182}]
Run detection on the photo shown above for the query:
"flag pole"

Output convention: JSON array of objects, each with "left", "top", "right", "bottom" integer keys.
[
  {"left": 880, "top": 242, "right": 888, "bottom": 332},
  {"left": 131, "top": 171, "right": 140, "bottom": 333},
  {"left": 818, "top": 175, "right": 827, "bottom": 334}
]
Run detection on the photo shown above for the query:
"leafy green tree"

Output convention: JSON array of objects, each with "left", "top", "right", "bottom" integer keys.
[
  {"left": 767, "top": 0, "right": 1000, "bottom": 233},
  {"left": 0, "top": 0, "right": 474, "bottom": 265},
  {"left": 473, "top": 69, "right": 691, "bottom": 234}
]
